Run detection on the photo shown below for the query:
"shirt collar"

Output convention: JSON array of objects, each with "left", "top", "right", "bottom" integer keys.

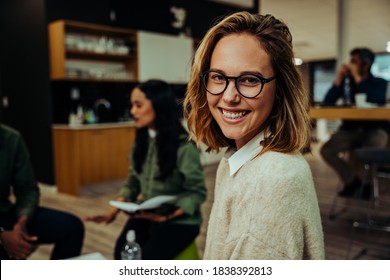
[
  {"left": 148, "top": 128, "right": 157, "bottom": 139},
  {"left": 226, "top": 131, "right": 265, "bottom": 176}
]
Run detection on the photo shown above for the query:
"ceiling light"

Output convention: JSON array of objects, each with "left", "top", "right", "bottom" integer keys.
[{"left": 294, "top": 58, "right": 303, "bottom": 65}]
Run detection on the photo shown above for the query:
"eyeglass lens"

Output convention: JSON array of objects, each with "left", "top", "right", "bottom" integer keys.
[{"left": 203, "top": 71, "right": 264, "bottom": 98}]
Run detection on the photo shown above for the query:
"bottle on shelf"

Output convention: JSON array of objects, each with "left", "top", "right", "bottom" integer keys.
[
  {"left": 343, "top": 75, "right": 352, "bottom": 106},
  {"left": 75, "top": 105, "right": 84, "bottom": 125},
  {"left": 86, "top": 109, "right": 96, "bottom": 124},
  {"left": 121, "top": 230, "right": 142, "bottom": 260},
  {"left": 69, "top": 87, "right": 82, "bottom": 125}
]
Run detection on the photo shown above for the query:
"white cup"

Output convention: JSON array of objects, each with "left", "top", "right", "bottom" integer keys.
[{"left": 355, "top": 93, "right": 367, "bottom": 108}]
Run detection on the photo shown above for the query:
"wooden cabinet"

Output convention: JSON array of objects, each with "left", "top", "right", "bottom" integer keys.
[
  {"left": 53, "top": 124, "right": 136, "bottom": 196},
  {"left": 48, "top": 20, "right": 138, "bottom": 82}
]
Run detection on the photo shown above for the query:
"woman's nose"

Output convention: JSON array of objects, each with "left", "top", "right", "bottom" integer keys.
[{"left": 222, "top": 80, "right": 240, "bottom": 103}]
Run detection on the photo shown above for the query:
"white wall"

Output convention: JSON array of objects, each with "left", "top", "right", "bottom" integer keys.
[{"left": 137, "top": 31, "right": 193, "bottom": 83}]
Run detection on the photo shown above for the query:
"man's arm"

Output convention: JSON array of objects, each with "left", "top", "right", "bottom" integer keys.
[
  {"left": 11, "top": 133, "right": 40, "bottom": 220},
  {"left": 322, "top": 65, "right": 348, "bottom": 105},
  {"left": 323, "top": 84, "right": 343, "bottom": 105},
  {"left": 0, "top": 126, "right": 40, "bottom": 259}
]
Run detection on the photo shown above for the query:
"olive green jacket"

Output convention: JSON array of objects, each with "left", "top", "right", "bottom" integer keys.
[
  {"left": 0, "top": 124, "right": 39, "bottom": 220},
  {"left": 118, "top": 133, "right": 206, "bottom": 225}
]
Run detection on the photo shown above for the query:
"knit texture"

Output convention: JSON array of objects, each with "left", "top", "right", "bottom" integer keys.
[{"left": 203, "top": 151, "right": 325, "bottom": 259}]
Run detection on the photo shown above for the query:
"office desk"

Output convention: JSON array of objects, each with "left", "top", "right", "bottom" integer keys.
[
  {"left": 309, "top": 107, "right": 390, "bottom": 142},
  {"left": 309, "top": 107, "right": 390, "bottom": 121}
]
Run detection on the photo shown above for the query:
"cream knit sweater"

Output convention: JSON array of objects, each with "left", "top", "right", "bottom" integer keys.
[{"left": 203, "top": 151, "right": 325, "bottom": 259}]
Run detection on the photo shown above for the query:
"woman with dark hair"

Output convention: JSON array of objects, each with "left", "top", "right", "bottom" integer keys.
[{"left": 87, "top": 80, "right": 206, "bottom": 260}]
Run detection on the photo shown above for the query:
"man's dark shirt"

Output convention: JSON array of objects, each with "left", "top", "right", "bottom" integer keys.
[
  {"left": 323, "top": 74, "right": 388, "bottom": 130},
  {"left": 0, "top": 124, "right": 39, "bottom": 220}
]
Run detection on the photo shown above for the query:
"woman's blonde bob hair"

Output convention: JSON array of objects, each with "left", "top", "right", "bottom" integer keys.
[{"left": 183, "top": 12, "right": 311, "bottom": 154}]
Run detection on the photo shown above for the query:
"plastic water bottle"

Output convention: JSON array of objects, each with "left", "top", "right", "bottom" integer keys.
[
  {"left": 343, "top": 76, "right": 352, "bottom": 106},
  {"left": 121, "top": 230, "right": 142, "bottom": 260}
]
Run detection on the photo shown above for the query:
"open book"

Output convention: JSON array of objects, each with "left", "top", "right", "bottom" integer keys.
[{"left": 109, "top": 195, "right": 177, "bottom": 213}]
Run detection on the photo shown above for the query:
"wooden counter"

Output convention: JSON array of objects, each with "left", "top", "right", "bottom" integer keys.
[
  {"left": 53, "top": 122, "right": 136, "bottom": 196},
  {"left": 309, "top": 107, "right": 390, "bottom": 120}
]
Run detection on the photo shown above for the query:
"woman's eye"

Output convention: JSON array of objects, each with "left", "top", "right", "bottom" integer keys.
[
  {"left": 210, "top": 74, "right": 225, "bottom": 83},
  {"left": 132, "top": 102, "right": 142, "bottom": 109},
  {"left": 239, "top": 76, "right": 261, "bottom": 86}
]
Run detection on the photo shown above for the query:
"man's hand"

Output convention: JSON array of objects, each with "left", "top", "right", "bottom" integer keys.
[
  {"left": 334, "top": 64, "right": 350, "bottom": 86},
  {"left": 348, "top": 63, "right": 363, "bottom": 84},
  {"left": 1, "top": 216, "right": 38, "bottom": 259}
]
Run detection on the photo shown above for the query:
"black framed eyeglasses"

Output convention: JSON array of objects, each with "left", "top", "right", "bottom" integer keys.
[{"left": 201, "top": 70, "right": 276, "bottom": 99}]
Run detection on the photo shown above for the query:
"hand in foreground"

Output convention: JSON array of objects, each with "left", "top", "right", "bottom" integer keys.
[{"left": 1, "top": 216, "right": 38, "bottom": 259}]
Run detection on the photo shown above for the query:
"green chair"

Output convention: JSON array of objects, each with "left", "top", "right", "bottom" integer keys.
[{"left": 174, "top": 241, "right": 199, "bottom": 260}]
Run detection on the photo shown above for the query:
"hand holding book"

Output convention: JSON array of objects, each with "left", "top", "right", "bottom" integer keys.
[{"left": 109, "top": 195, "right": 177, "bottom": 214}]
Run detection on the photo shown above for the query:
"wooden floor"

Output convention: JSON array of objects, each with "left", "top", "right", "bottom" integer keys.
[{"left": 30, "top": 142, "right": 390, "bottom": 260}]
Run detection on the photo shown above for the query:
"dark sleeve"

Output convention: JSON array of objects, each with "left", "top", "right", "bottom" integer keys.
[
  {"left": 356, "top": 78, "right": 387, "bottom": 104},
  {"left": 174, "top": 142, "right": 206, "bottom": 216},
  {"left": 11, "top": 134, "right": 40, "bottom": 220},
  {"left": 323, "top": 84, "right": 343, "bottom": 105}
]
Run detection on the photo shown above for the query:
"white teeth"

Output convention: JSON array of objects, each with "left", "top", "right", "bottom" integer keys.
[{"left": 222, "top": 109, "right": 247, "bottom": 119}]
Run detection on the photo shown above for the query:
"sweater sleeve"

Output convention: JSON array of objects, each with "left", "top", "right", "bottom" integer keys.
[
  {"left": 174, "top": 142, "right": 206, "bottom": 216},
  {"left": 117, "top": 150, "right": 140, "bottom": 202},
  {"left": 323, "top": 84, "right": 343, "bottom": 105},
  {"left": 11, "top": 133, "right": 39, "bottom": 220}
]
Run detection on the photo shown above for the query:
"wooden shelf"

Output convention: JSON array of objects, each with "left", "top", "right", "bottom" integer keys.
[
  {"left": 62, "top": 20, "right": 137, "bottom": 38},
  {"left": 48, "top": 20, "right": 138, "bottom": 81},
  {"left": 51, "top": 77, "right": 137, "bottom": 83},
  {"left": 66, "top": 49, "right": 136, "bottom": 60}
]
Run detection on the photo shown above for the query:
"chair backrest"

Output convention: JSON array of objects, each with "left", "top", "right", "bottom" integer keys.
[{"left": 354, "top": 148, "right": 390, "bottom": 165}]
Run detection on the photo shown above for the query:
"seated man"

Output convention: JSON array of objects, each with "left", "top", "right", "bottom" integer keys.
[
  {"left": 321, "top": 48, "right": 389, "bottom": 198},
  {"left": 0, "top": 123, "right": 84, "bottom": 259}
]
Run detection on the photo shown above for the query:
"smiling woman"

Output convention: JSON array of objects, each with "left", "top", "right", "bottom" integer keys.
[
  {"left": 205, "top": 33, "right": 276, "bottom": 149},
  {"left": 183, "top": 11, "right": 324, "bottom": 260}
]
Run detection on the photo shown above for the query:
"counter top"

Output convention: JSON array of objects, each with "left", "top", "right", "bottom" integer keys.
[
  {"left": 53, "top": 122, "right": 136, "bottom": 195},
  {"left": 52, "top": 121, "right": 136, "bottom": 130}
]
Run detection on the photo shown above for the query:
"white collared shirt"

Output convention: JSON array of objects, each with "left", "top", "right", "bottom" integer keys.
[
  {"left": 148, "top": 128, "right": 157, "bottom": 138},
  {"left": 225, "top": 131, "right": 265, "bottom": 176}
]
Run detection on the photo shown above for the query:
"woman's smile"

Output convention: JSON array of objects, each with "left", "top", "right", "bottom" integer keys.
[{"left": 220, "top": 108, "right": 250, "bottom": 121}]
